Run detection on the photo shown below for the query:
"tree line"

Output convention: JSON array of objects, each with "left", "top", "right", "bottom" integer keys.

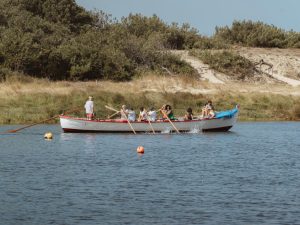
[
  {"left": 0, "top": 0, "right": 201, "bottom": 81},
  {"left": 1, "top": 0, "right": 300, "bottom": 82}
]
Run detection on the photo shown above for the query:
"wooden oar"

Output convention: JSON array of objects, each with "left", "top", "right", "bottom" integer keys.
[
  {"left": 146, "top": 115, "right": 155, "bottom": 134},
  {"left": 160, "top": 109, "right": 180, "bottom": 134},
  {"left": 107, "top": 111, "right": 120, "bottom": 119},
  {"left": 121, "top": 109, "right": 136, "bottom": 134},
  {"left": 105, "top": 105, "right": 118, "bottom": 112},
  {"left": 4, "top": 107, "right": 81, "bottom": 133}
]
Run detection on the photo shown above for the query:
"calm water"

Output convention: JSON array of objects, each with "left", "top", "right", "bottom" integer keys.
[{"left": 1, "top": 122, "right": 300, "bottom": 225}]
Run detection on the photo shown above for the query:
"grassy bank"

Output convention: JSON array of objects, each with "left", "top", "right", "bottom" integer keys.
[{"left": 1, "top": 76, "right": 300, "bottom": 124}]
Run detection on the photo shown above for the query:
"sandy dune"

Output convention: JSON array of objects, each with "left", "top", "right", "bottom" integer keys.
[
  {"left": 237, "top": 47, "right": 300, "bottom": 86},
  {"left": 171, "top": 50, "right": 224, "bottom": 84},
  {"left": 172, "top": 48, "right": 300, "bottom": 87}
]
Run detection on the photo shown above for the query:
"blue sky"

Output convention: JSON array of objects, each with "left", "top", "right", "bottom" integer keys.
[{"left": 76, "top": 0, "right": 300, "bottom": 36}]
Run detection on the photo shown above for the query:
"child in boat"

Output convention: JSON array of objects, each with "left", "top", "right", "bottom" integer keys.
[
  {"left": 127, "top": 107, "right": 136, "bottom": 122},
  {"left": 148, "top": 107, "right": 157, "bottom": 122},
  {"left": 84, "top": 96, "right": 94, "bottom": 120},
  {"left": 184, "top": 107, "right": 193, "bottom": 120},
  {"left": 138, "top": 107, "right": 148, "bottom": 121}
]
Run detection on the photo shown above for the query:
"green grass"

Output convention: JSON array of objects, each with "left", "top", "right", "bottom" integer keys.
[{"left": 1, "top": 89, "right": 300, "bottom": 124}]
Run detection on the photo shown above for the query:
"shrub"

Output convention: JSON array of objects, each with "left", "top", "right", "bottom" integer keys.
[
  {"left": 191, "top": 50, "right": 255, "bottom": 80},
  {"left": 214, "top": 20, "right": 300, "bottom": 48}
]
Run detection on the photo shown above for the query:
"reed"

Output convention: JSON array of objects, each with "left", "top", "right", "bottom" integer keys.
[{"left": 1, "top": 75, "right": 300, "bottom": 124}]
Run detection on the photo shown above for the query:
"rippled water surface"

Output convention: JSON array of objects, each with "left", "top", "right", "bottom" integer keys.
[{"left": 1, "top": 122, "right": 300, "bottom": 225}]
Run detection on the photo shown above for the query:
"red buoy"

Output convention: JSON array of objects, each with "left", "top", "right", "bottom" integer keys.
[{"left": 137, "top": 146, "right": 145, "bottom": 154}]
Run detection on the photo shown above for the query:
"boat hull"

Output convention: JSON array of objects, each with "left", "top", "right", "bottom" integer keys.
[{"left": 59, "top": 108, "right": 238, "bottom": 133}]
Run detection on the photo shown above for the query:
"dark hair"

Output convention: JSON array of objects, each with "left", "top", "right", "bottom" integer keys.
[
  {"left": 166, "top": 105, "right": 171, "bottom": 110},
  {"left": 208, "top": 100, "right": 212, "bottom": 104},
  {"left": 187, "top": 107, "right": 192, "bottom": 113},
  {"left": 140, "top": 107, "right": 144, "bottom": 111},
  {"left": 150, "top": 107, "right": 154, "bottom": 111}
]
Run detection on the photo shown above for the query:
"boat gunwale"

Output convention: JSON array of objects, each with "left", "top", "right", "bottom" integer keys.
[{"left": 59, "top": 115, "right": 220, "bottom": 123}]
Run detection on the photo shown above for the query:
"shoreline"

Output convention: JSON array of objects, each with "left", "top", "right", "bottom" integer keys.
[
  {"left": 1, "top": 77, "right": 300, "bottom": 124},
  {"left": 1, "top": 119, "right": 300, "bottom": 127}
]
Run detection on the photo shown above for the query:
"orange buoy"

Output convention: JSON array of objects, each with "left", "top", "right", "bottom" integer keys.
[{"left": 137, "top": 146, "right": 144, "bottom": 154}]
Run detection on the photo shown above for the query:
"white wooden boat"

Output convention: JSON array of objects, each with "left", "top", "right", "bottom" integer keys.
[{"left": 59, "top": 107, "right": 239, "bottom": 133}]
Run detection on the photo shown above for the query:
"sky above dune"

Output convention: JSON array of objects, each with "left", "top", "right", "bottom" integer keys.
[{"left": 76, "top": 0, "right": 300, "bottom": 35}]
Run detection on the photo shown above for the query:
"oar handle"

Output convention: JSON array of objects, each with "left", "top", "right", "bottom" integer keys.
[
  {"left": 121, "top": 109, "right": 136, "bottom": 134},
  {"left": 107, "top": 111, "right": 120, "bottom": 119},
  {"left": 105, "top": 105, "right": 119, "bottom": 112},
  {"left": 5, "top": 107, "right": 82, "bottom": 133},
  {"left": 146, "top": 115, "right": 155, "bottom": 134},
  {"left": 160, "top": 109, "right": 180, "bottom": 134}
]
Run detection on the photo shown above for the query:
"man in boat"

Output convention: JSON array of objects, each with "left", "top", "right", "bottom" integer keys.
[
  {"left": 120, "top": 105, "right": 129, "bottom": 120},
  {"left": 84, "top": 96, "right": 94, "bottom": 120}
]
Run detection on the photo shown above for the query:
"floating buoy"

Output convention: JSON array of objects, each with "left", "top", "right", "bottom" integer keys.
[
  {"left": 137, "top": 146, "right": 144, "bottom": 154},
  {"left": 44, "top": 132, "right": 53, "bottom": 140}
]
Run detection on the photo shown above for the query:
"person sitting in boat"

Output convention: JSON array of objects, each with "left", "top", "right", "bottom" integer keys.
[
  {"left": 138, "top": 107, "right": 148, "bottom": 121},
  {"left": 84, "top": 96, "right": 94, "bottom": 120},
  {"left": 120, "top": 105, "right": 129, "bottom": 120},
  {"left": 184, "top": 107, "right": 193, "bottom": 120},
  {"left": 148, "top": 107, "right": 157, "bottom": 122},
  {"left": 127, "top": 107, "right": 136, "bottom": 122},
  {"left": 207, "top": 106, "right": 215, "bottom": 118},
  {"left": 201, "top": 100, "right": 215, "bottom": 118},
  {"left": 161, "top": 104, "right": 175, "bottom": 120}
]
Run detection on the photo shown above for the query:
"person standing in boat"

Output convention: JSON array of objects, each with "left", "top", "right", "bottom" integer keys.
[{"left": 84, "top": 96, "right": 94, "bottom": 120}]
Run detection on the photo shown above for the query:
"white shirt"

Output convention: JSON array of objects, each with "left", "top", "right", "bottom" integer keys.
[
  {"left": 148, "top": 110, "right": 157, "bottom": 122},
  {"left": 84, "top": 100, "right": 94, "bottom": 114},
  {"left": 128, "top": 110, "right": 136, "bottom": 122},
  {"left": 139, "top": 110, "right": 148, "bottom": 120},
  {"left": 121, "top": 109, "right": 128, "bottom": 120}
]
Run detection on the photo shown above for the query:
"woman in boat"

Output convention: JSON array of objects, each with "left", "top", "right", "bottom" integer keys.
[
  {"left": 148, "top": 107, "right": 157, "bottom": 122},
  {"left": 138, "top": 107, "right": 148, "bottom": 121},
  {"left": 207, "top": 104, "right": 215, "bottom": 118},
  {"left": 127, "top": 107, "right": 136, "bottom": 122},
  {"left": 161, "top": 104, "right": 175, "bottom": 120},
  {"left": 201, "top": 100, "right": 215, "bottom": 118},
  {"left": 184, "top": 107, "right": 193, "bottom": 120},
  {"left": 84, "top": 96, "right": 94, "bottom": 120}
]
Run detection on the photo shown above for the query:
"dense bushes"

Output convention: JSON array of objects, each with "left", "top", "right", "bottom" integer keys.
[
  {"left": 215, "top": 20, "right": 300, "bottom": 48},
  {"left": 0, "top": 0, "right": 199, "bottom": 81},
  {"left": 2, "top": 0, "right": 300, "bottom": 82}
]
